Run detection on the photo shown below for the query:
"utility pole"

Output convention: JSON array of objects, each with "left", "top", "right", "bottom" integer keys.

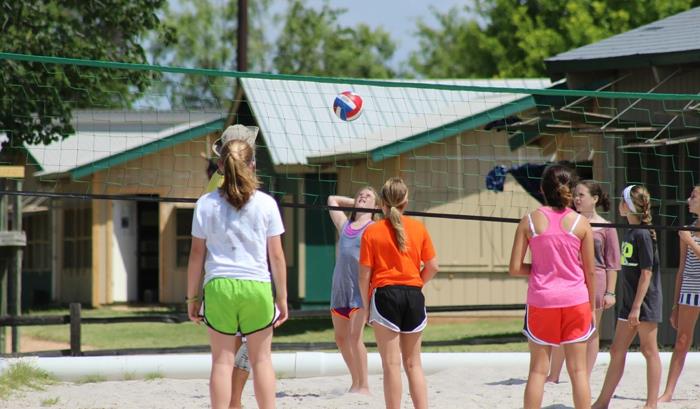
[{"left": 237, "top": 0, "right": 248, "bottom": 72}]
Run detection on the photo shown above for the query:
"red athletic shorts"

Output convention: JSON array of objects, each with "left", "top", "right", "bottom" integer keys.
[
  {"left": 522, "top": 302, "right": 594, "bottom": 346},
  {"left": 331, "top": 307, "right": 360, "bottom": 320}
]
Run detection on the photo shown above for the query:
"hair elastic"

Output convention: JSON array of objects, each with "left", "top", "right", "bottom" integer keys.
[{"left": 622, "top": 185, "right": 638, "bottom": 213}]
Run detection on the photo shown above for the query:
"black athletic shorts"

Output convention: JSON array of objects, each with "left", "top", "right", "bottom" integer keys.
[{"left": 369, "top": 285, "right": 427, "bottom": 333}]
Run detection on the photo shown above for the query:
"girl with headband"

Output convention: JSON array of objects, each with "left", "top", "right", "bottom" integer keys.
[{"left": 592, "top": 185, "right": 662, "bottom": 409}]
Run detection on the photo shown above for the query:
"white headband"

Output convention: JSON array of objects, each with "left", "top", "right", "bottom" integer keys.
[{"left": 623, "top": 185, "right": 638, "bottom": 213}]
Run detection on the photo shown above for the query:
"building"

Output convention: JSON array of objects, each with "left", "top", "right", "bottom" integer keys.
[
  {"left": 15, "top": 77, "right": 552, "bottom": 309},
  {"left": 510, "top": 6, "right": 700, "bottom": 344}
]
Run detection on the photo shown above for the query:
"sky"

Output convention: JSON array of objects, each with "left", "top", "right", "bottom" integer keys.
[{"left": 265, "top": 0, "right": 474, "bottom": 69}]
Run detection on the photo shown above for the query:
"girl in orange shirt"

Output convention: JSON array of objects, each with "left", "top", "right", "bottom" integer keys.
[{"left": 359, "top": 177, "right": 439, "bottom": 409}]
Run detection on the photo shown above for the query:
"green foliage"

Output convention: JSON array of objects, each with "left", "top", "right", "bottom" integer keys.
[
  {"left": 0, "top": 1, "right": 171, "bottom": 146},
  {"left": 143, "top": 372, "right": 164, "bottom": 380},
  {"left": 273, "top": 0, "right": 396, "bottom": 78},
  {"left": 411, "top": 0, "right": 700, "bottom": 78},
  {"left": 76, "top": 374, "right": 107, "bottom": 384},
  {"left": 40, "top": 397, "right": 60, "bottom": 407},
  {"left": 149, "top": 0, "right": 271, "bottom": 109},
  {"left": 0, "top": 361, "right": 55, "bottom": 399}
]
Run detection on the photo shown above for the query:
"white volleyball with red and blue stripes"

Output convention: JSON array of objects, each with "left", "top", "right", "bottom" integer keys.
[{"left": 333, "top": 91, "right": 364, "bottom": 121}]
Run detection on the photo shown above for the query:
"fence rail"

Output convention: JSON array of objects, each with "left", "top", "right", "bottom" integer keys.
[{"left": 0, "top": 302, "right": 526, "bottom": 357}]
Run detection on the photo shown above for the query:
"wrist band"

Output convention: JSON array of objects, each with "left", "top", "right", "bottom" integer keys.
[
  {"left": 185, "top": 296, "right": 201, "bottom": 303},
  {"left": 604, "top": 291, "right": 616, "bottom": 297}
]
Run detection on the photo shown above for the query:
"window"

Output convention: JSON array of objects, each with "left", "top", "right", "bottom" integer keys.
[
  {"left": 176, "top": 208, "right": 193, "bottom": 268},
  {"left": 63, "top": 207, "right": 92, "bottom": 270},
  {"left": 23, "top": 213, "right": 51, "bottom": 272}
]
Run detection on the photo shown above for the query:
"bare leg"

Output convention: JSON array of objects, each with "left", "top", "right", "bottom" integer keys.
[
  {"left": 246, "top": 327, "right": 275, "bottom": 409},
  {"left": 347, "top": 309, "right": 369, "bottom": 394},
  {"left": 563, "top": 341, "right": 590, "bottom": 409},
  {"left": 586, "top": 309, "right": 604, "bottom": 378},
  {"left": 637, "top": 322, "right": 661, "bottom": 409},
  {"left": 659, "top": 305, "right": 700, "bottom": 402},
  {"left": 230, "top": 337, "right": 250, "bottom": 409},
  {"left": 400, "top": 331, "right": 427, "bottom": 409},
  {"left": 524, "top": 341, "right": 552, "bottom": 409},
  {"left": 332, "top": 314, "right": 358, "bottom": 391},
  {"left": 591, "top": 321, "right": 638, "bottom": 409},
  {"left": 208, "top": 328, "right": 237, "bottom": 409},
  {"left": 374, "top": 324, "right": 402, "bottom": 409},
  {"left": 546, "top": 347, "right": 565, "bottom": 383}
]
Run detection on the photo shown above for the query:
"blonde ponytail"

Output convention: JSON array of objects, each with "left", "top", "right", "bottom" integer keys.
[
  {"left": 631, "top": 185, "right": 656, "bottom": 241},
  {"left": 220, "top": 139, "right": 259, "bottom": 209},
  {"left": 380, "top": 177, "right": 409, "bottom": 253}
]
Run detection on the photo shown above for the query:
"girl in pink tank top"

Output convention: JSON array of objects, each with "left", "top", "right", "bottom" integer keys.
[{"left": 509, "top": 164, "right": 596, "bottom": 409}]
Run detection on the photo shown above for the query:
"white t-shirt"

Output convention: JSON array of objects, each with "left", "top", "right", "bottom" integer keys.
[{"left": 192, "top": 190, "right": 285, "bottom": 284}]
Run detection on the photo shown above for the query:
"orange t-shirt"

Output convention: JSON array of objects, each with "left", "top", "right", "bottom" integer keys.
[{"left": 359, "top": 216, "right": 436, "bottom": 293}]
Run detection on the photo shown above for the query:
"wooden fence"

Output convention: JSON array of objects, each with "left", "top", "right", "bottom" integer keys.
[{"left": 0, "top": 303, "right": 527, "bottom": 357}]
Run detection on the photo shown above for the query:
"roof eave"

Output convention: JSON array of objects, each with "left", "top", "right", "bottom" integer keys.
[
  {"left": 67, "top": 118, "right": 226, "bottom": 180},
  {"left": 545, "top": 50, "right": 700, "bottom": 76},
  {"left": 369, "top": 95, "right": 537, "bottom": 163}
]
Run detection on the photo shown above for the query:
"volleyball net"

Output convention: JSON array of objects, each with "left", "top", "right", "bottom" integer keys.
[{"left": 2, "top": 52, "right": 700, "bottom": 306}]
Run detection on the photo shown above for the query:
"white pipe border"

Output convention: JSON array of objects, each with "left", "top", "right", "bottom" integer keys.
[{"left": 1, "top": 352, "right": 699, "bottom": 381}]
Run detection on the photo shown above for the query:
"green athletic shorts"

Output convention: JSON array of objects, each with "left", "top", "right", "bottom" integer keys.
[{"left": 203, "top": 278, "right": 276, "bottom": 335}]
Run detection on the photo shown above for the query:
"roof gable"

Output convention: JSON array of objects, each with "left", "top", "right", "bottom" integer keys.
[
  {"left": 241, "top": 78, "right": 550, "bottom": 166},
  {"left": 546, "top": 7, "right": 700, "bottom": 75},
  {"left": 23, "top": 110, "right": 225, "bottom": 178}
]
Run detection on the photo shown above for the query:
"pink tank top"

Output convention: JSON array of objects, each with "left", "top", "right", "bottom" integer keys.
[{"left": 527, "top": 207, "right": 589, "bottom": 308}]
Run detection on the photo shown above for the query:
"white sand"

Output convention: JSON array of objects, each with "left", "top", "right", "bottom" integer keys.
[{"left": 7, "top": 354, "right": 700, "bottom": 409}]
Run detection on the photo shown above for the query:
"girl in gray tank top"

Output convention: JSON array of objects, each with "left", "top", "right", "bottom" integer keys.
[{"left": 327, "top": 187, "right": 378, "bottom": 394}]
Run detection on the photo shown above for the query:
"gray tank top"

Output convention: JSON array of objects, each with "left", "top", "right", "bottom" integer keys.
[{"left": 330, "top": 220, "right": 372, "bottom": 309}]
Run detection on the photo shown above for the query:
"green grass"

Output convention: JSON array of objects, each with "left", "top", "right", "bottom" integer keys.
[
  {"left": 76, "top": 374, "right": 107, "bottom": 384},
  {"left": 41, "top": 397, "right": 60, "bottom": 407},
  {"left": 20, "top": 307, "right": 527, "bottom": 352},
  {"left": 143, "top": 372, "right": 163, "bottom": 381},
  {"left": 0, "top": 361, "right": 56, "bottom": 399}
]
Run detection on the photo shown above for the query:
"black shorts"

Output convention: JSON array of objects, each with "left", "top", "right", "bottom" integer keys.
[{"left": 369, "top": 285, "right": 427, "bottom": 333}]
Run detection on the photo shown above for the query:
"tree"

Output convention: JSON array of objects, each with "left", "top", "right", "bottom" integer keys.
[
  {"left": 149, "top": 0, "right": 271, "bottom": 109},
  {"left": 410, "top": 0, "right": 700, "bottom": 78},
  {"left": 0, "top": 1, "right": 172, "bottom": 147},
  {"left": 273, "top": 0, "right": 396, "bottom": 78}
]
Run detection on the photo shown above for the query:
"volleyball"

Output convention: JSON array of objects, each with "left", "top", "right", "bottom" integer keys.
[{"left": 333, "top": 91, "right": 364, "bottom": 121}]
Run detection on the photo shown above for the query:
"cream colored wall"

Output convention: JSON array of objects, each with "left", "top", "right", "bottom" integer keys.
[
  {"left": 62, "top": 134, "right": 217, "bottom": 305},
  {"left": 335, "top": 131, "right": 546, "bottom": 306}
]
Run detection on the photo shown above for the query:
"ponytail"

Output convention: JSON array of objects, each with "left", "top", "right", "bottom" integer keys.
[
  {"left": 541, "top": 164, "right": 577, "bottom": 209},
  {"left": 380, "top": 177, "right": 409, "bottom": 253},
  {"left": 220, "top": 139, "right": 259, "bottom": 210},
  {"left": 629, "top": 185, "right": 656, "bottom": 241}
]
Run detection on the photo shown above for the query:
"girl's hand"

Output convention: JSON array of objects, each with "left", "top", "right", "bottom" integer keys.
[
  {"left": 628, "top": 307, "right": 641, "bottom": 327},
  {"left": 670, "top": 306, "right": 679, "bottom": 330},
  {"left": 188, "top": 300, "right": 203, "bottom": 324},
  {"left": 274, "top": 299, "right": 288, "bottom": 328},
  {"left": 603, "top": 294, "right": 616, "bottom": 309}
]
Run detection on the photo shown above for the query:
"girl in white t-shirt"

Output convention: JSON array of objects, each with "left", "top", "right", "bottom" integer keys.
[{"left": 187, "top": 139, "right": 287, "bottom": 409}]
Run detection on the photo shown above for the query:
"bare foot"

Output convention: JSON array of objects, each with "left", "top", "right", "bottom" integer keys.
[
  {"left": 591, "top": 400, "right": 609, "bottom": 409},
  {"left": 545, "top": 376, "right": 559, "bottom": 384},
  {"left": 657, "top": 393, "right": 672, "bottom": 403},
  {"left": 642, "top": 405, "right": 657, "bottom": 409},
  {"left": 348, "top": 386, "right": 371, "bottom": 395}
]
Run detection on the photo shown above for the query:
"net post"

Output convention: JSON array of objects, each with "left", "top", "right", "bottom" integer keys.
[{"left": 70, "top": 302, "right": 82, "bottom": 356}]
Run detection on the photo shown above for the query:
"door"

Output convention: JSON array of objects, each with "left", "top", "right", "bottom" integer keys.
[{"left": 137, "top": 200, "right": 159, "bottom": 302}]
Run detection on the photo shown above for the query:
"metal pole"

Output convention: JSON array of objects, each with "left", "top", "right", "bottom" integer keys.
[
  {"left": 10, "top": 180, "right": 22, "bottom": 353},
  {"left": 237, "top": 0, "right": 248, "bottom": 72},
  {"left": 69, "top": 302, "right": 81, "bottom": 356}
]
